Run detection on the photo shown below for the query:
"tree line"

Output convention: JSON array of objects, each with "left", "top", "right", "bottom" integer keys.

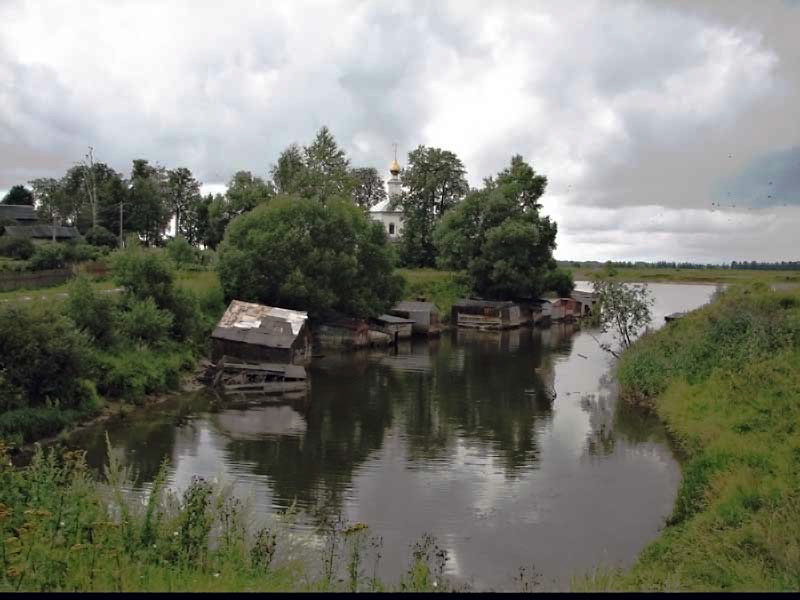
[{"left": 586, "top": 260, "right": 800, "bottom": 271}]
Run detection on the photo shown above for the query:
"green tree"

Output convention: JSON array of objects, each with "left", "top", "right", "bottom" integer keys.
[
  {"left": 350, "top": 167, "right": 386, "bottom": 210},
  {"left": 30, "top": 177, "right": 67, "bottom": 225},
  {"left": 434, "top": 155, "right": 558, "bottom": 298},
  {"left": 126, "top": 160, "right": 170, "bottom": 246},
  {"left": 217, "top": 195, "right": 403, "bottom": 318},
  {"left": 1, "top": 184, "right": 34, "bottom": 205},
  {"left": 592, "top": 279, "right": 654, "bottom": 356},
  {"left": 200, "top": 193, "right": 231, "bottom": 250},
  {"left": 270, "top": 143, "right": 305, "bottom": 195},
  {"left": 269, "top": 127, "right": 356, "bottom": 201},
  {"left": 545, "top": 268, "right": 575, "bottom": 298},
  {"left": 225, "top": 170, "right": 274, "bottom": 216},
  {"left": 397, "top": 145, "right": 469, "bottom": 267},
  {"left": 166, "top": 167, "right": 202, "bottom": 238}
]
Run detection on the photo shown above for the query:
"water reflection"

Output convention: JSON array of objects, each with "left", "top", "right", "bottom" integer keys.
[{"left": 68, "top": 282, "right": 717, "bottom": 590}]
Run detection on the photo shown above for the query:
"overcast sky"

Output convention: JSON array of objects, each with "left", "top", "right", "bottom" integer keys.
[{"left": 1, "top": 0, "right": 798, "bottom": 262}]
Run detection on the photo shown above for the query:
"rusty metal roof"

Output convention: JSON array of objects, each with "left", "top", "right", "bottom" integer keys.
[{"left": 213, "top": 301, "right": 308, "bottom": 349}]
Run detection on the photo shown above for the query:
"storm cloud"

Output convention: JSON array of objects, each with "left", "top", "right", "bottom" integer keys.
[{"left": 1, "top": 0, "right": 798, "bottom": 261}]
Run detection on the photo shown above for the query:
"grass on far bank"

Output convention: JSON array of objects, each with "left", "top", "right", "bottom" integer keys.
[
  {"left": 574, "top": 284, "right": 800, "bottom": 591},
  {"left": 396, "top": 268, "right": 470, "bottom": 319},
  {"left": 571, "top": 265, "right": 800, "bottom": 287}
]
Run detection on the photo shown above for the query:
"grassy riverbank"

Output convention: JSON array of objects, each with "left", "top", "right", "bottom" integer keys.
[
  {"left": 570, "top": 265, "right": 800, "bottom": 287},
  {"left": 577, "top": 284, "right": 800, "bottom": 591}
]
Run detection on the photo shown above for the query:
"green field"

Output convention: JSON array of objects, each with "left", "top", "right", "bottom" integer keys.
[{"left": 569, "top": 265, "right": 800, "bottom": 287}]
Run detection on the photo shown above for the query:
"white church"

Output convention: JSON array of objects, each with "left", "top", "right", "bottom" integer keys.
[{"left": 368, "top": 155, "right": 404, "bottom": 239}]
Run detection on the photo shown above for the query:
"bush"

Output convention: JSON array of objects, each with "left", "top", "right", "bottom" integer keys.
[
  {"left": 112, "top": 246, "right": 176, "bottom": 307},
  {"left": 119, "top": 297, "right": 174, "bottom": 346},
  {"left": 61, "top": 241, "right": 101, "bottom": 263},
  {"left": 96, "top": 345, "right": 193, "bottom": 401},
  {"left": 85, "top": 225, "right": 119, "bottom": 249},
  {"left": 217, "top": 196, "right": 403, "bottom": 318},
  {"left": 166, "top": 236, "right": 199, "bottom": 268},
  {"left": 0, "top": 304, "right": 96, "bottom": 410},
  {"left": 65, "top": 276, "right": 118, "bottom": 347},
  {"left": 29, "top": 243, "right": 66, "bottom": 270},
  {"left": 0, "top": 236, "right": 35, "bottom": 260}
]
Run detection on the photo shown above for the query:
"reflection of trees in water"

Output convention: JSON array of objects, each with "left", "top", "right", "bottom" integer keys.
[
  {"left": 581, "top": 374, "right": 672, "bottom": 458},
  {"left": 402, "top": 329, "right": 555, "bottom": 473}
]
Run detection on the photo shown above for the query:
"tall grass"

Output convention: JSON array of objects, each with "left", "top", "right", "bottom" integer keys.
[
  {"left": 398, "top": 268, "right": 470, "bottom": 319},
  {"left": 578, "top": 285, "right": 800, "bottom": 591},
  {"left": 0, "top": 439, "right": 468, "bottom": 592}
]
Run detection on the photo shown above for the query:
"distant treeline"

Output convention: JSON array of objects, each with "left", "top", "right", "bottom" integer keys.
[{"left": 564, "top": 260, "right": 800, "bottom": 271}]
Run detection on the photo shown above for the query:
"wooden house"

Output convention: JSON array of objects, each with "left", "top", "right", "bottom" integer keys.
[
  {"left": 211, "top": 301, "right": 311, "bottom": 365},
  {"left": 551, "top": 298, "right": 583, "bottom": 322},
  {"left": 370, "top": 314, "right": 414, "bottom": 343},
  {"left": 452, "top": 299, "right": 523, "bottom": 330},
  {"left": 514, "top": 298, "right": 552, "bottom": 325},
  {"left": 0, "top": 204, "right": 79, "bottom": 242},
  {"left": 571, "top": 289, "right": 599, "bottom": 316},
  {"left": 388, "top": 301, "right": 442, "bottom": 336}
]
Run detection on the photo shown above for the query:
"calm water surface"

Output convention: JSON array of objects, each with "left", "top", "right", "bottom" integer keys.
[{"left": 69, "top": 283, "right": 718, "bottom": 590}]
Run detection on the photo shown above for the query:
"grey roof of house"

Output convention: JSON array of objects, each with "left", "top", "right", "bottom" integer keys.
[
  {"left": 375, "top": 313, "right": 415, "bottom": 324},
  {"left": 453, "top": 298, "right": 516, "bottom": 309},
  {"left": 2, "top": 225, "right": 79, "bottom": 239},
  {"left": 0, "top": 205, "right": 37, "bottom": 222},
  {"left": 391, "top": 300, "right": 438, "bottom": 313}
]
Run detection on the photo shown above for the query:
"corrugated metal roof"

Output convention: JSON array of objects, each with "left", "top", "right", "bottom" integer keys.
[
  {"left": 217, "top": 300, "right": 307, "bottom": 336},
  {"left": 212, "top": 326, "right": 295, "bottom": 349},
  {"left": 2, "top": 225, "right": 79, "bottom": 239},
  {"left": 0, "top": 205, "right": 36, "bottom": 222},
  {"left": 392, "top": 300, "right": 437, "bottom": 313}
]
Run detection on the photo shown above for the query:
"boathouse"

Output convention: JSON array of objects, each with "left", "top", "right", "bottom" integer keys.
[
  {"left": 514, "top": 298, "right": 552, "bottom": 326},
  {"left": 315, "top": 317, "right": 392, "bottom": 349},
  {"left": 211, "top": 300, "right": 311, "bottom": 365},
  {"left": 452, "top": 299, "right": 523, "bottom": 330},
  {"left": 571, "top": 289, "right": 598, "bottom": 315},
  {"left": 551, "top": 298, "right": 583, "bottom": 322},
  {"left": 371, "top": 314, "right": 414, "bottom": 343},
  {"left": 388, "top": 301, "right": 442, "bottom": 336}
]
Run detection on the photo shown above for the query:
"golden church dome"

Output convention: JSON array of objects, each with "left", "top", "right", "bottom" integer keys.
[{"left": 389, "top": 158, "right": 401, "bottom": 176}]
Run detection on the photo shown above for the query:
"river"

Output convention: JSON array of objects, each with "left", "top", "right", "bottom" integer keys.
[{"left": 67, "top": 282, "right": 718, "bottom": 590}]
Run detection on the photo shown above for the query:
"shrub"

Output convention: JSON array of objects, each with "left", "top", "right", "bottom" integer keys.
[
  {"left": 96, "top": 345, "right": 193, "bottom": 401},
  {"left": 61, "top": 241, "right": 101, "bottom": 263},
  {"left": 65, "top": 276, "right": 118, "bottom": 347},
  {"left": 112, "top": 246, "right": 176, "bottom": 307},
  {"left": 0, "top": 236, "right": 35, "bottom": 260},
  {"left": 85, "top": 225, "right": 119, "bottom": 249},
  {"left": 119, "top": 297, "right": 174, "bottom": 346},
  {"left": 0, "top": 304, "right": 96, "bottom": 410},
  {"left": 546, "top": 268, "right": 575, "bottom": 298},
  {"left": 29, "top": 243, "right": 66, "bottom": 270},
  {"left": 166, "top": 236, "right": 199, "bottom": 268},
  {"left": 163, "top": 285, "right": 202, "bottom": 342}
]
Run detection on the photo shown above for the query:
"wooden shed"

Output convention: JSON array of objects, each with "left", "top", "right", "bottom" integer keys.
[
  {"left": 571, "top": 289, "right": 599, "bottom": 316},
  {"left": 388, "top": 301, "right": 442, "bottom": 336},
  {"left": 211, "top": 301, "right": 311, "bottom": 365},
  {"left": 514, "top": 298, "right": 552, "bottom": 326},
  {"left": 551, "top": 298, "right": 583, "bottom": 322},
  {"left": 452, "top": 299, "right": 523, "bottom": 330},
  {"left": 371, "top": 314, "right": 414, "bottom": 343},
  {"left": 315, "top": 317, "right": 392, "bottom": 349}
]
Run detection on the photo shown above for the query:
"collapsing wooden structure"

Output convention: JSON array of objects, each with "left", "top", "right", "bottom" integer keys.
[
  {"left": 571, "top": 289, "right": 599, "bottom": 316},
  {"left": 452, "top": 299, "right": 523, "bottom": 330},
  {"left": 370, "top": 314, "right": 414, "bottom": 343},
  {"left": 388, "top": 301, "right": 442, "bottom": 336},
  {"left": 211, "top": 301, "right": 312, "bottom": 365},
  {"left": 210, "top": 356, "right": 309, "bottom": 397}
]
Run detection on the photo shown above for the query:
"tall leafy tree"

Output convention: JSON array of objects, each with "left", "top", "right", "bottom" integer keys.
[
  {"left": 434, "top": 155, "right": 559, "bottom": 299},
  {"left": 217, "top": 195, "right": 403, "bottom": 319},
  {"left": 166, "top": 167, "right": 202, "bottom": 237},
  {"left": 396, "top": 145, "right": 469, "bottom": 267},
  {"left": 270, "top": 144, "right": 305, "bottom": 195},
  {"left": 1, "top": 185, "right": 34, "bottom": 205},
  {"left": 126, "top": 159, "right": 170, "bottom": 245},
  {"left": 225, "top": 170, "right": 274, "bottom": 215},
  {"left": 269, "top": 127, "right": 356, "bottom": 201},
  {"left": 30, "top": 178, "right": 67, "bottom": 224},
  {"left": 350, "top": 167, "right": 386, "bottom": 210}
]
